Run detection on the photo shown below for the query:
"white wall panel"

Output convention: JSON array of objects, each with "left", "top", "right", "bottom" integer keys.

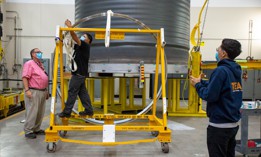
[
  {"left": 191, "top": 7, "right": 261, "bottom": 60},
  {"left": 192, "top": 0, "right": 261, "bottom": 7},
  {"left": 6, "top": 0, "right": 261, "bottom": 7},
  {"left": 6, "top": 0, "right": 74, "bottom": 5},
  {"left": 4, "top": 3, "right": 74, "bottom": 88},
  {"left": 2, "top": 1, "right": 261, "bottom": 88}
]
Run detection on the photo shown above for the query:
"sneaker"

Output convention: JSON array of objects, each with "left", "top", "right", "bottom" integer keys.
[
  {"left": 79, "top": 110, "right": 94, "bottom": 116},
  {"left": 34, "top": 129, "right": 45, "bottom": 135},
  {"left": 20, "top": 119, "right": 26, "bottom": 123},
  {"left": 25, "top": 133, "right": 36, "bottom": 139},
  {"left": 58, "top": 112, "right": 71, "bottom": 118}
]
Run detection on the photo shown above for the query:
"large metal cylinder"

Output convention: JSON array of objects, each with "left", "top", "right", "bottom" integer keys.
[{"left": 75, "top": 0, "right": 190, "bottom": 73}]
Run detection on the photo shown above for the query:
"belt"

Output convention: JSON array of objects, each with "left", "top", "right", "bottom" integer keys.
[
  {"left": 74, "top": 73, "right": 85, "bottom": 77},
  {"left": 29, "top": 87, "right": 47, "bottom": 91}
]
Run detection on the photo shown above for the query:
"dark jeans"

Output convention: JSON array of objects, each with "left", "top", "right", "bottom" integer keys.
[
  {"left": 207, "top": 125, "right": 239, "bottom": 157},
  {"left": 63, "top": 74, "right": 93, "bottom": 114}
]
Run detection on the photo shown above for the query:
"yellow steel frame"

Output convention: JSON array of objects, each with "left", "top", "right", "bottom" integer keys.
[
  {"left": 167, "top": 0, "right": 208, "bottom": 117},
  {"left": 0, "top": 39, "right": 3, "bottom": 62},
  {"left": 167, "top": 51, "right": 206, "bottom": 117},
  {"left": 0, "top": 92, "right": 25, "bottom": 118},
  {"left": 63, "top": 76, "right": 146, "bottom": 114},
  {"left": 109, "top": 77, "right": 146, "bottom": 114},
  {"left": 45, "top": 27, "right": 171, "bottom": 149},
  {"left": 167, "top": 59, "right": 261, "bottom": 117},
  {"left": 201, "top": 59, "right": 261, "bottom": 70}
]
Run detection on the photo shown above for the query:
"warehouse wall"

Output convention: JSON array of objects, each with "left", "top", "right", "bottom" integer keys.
[
  {"left": 2, "top": 0, "right": 261, "bottom": 89},
  {"left": 191, "top": 7, "right": 261, "bottom": 60},
  {"left": 3, "top": 2, "right": 74, "bottom": 88}
]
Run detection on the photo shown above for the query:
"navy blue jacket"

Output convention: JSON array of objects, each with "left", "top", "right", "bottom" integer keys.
[{"left": 195, "top": 59, "right": 242, "bottom": 123}]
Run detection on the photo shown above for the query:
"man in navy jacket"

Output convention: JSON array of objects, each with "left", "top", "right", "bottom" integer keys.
[{"left": 190, "top": 38, "right": 242, "bottom": 157}]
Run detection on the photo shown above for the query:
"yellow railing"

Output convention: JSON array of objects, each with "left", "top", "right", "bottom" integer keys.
[{"left": 45, "top": 27, "right": 171, "bottom": 153}]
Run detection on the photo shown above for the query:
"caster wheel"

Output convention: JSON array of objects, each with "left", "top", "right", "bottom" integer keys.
[
  {"left": 161, "top": 142, "right": 169, "bottom": 153},
  {"left": 151, "top": 131, "right": 159, "bottom": 137},
  {"left": 47, "top": 143, "right": 57, "bottom": 153},
  {"left": 59, "top": 131, "right": 67, "bottom": 137}
]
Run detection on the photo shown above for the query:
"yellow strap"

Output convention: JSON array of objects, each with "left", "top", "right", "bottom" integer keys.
[
  {"left": 190, "top": 24, "right": 199, "bottom": 46},
  {"left": 190, "top": 0, "right": 209, "bottom": 47}
]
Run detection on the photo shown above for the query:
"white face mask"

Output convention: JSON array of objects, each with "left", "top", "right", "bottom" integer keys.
[{"left": 80, "top": 36, "right": 86, "bottom": 41}]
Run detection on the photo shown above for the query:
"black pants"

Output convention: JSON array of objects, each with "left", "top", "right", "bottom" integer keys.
[
  {"left": 207, "top": 125, "right": 239, "bottom": 157},
  {"left": 63, "top": 74, "right": 93, "bottom": 114}
]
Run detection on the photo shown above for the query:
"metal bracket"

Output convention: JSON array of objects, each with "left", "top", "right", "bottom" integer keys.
[
  {"left": 160, "top": 28, "right": 166, "bottom": 47},
  {"left": 55, "top": 25, "right": 60, "bottom": 44}
]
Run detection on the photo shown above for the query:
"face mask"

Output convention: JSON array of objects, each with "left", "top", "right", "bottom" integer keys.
[
  {"left": 36, "top": 52, "right": 43, "bottom": 59},
  {"left": 80, "top": 36, "right": 86, "bottom": 41},
  {"left": 215, "top": 52, "right": 220, "bottom": 62}
]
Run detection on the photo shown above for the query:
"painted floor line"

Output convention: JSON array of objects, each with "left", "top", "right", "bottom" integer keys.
[{"left": 19, "top": 115, "right": 50, "bottom": 136}]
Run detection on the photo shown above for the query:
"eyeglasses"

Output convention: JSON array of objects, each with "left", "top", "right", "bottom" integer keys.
[
  {"left": 35, "top": 51, "right": 43, "bottom": 54},
  {"left": 216, "top": 47, "right": 224, "bottom": 52}
]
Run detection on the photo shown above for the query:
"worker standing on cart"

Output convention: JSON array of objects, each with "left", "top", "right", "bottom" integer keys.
[
  {"left": 190, "top": 38, "right": 242, "bottom": 157},
  {"left": 58, "top": 19, "right": 93, "bottom": 118}
]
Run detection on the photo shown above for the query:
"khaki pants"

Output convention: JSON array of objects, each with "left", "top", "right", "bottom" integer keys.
[{"left": 24, "top": 89, "right": 46, "bottom": 134}]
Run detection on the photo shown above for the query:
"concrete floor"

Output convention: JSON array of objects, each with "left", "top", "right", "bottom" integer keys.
[{"left": 0, "top": 99, "right": 260, "bottom": 157}]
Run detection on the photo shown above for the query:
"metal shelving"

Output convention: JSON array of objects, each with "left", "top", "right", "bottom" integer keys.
[{"left": 236, "top": 108, "right": 261, "bottom": 157}]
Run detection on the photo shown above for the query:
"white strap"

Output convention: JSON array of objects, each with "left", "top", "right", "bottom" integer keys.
[
  {"left": 105, "top": 10, "right": 113, "bottom": 47},
  {"left": 63, "top": 36, "right": 77, "bottom": 72}
]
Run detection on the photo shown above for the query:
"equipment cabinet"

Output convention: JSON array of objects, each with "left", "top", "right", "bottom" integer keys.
[{"left": 236, "top": 108, "right": 261, "bottom": 157}]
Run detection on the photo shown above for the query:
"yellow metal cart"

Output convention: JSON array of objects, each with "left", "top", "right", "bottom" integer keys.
[
  {"left": 0, "top": 92, "right": 24, "bottom": 118},
  {"left": 45, "top": 26, "right": 171, "bottom": 153}
]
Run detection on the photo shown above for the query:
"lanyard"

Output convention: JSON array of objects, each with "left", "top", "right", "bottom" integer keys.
[{"left": 33, "top": 60, "right": 48, "bottom": 76}]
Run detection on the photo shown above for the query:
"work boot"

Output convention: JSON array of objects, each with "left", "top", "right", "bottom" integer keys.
[
  {"left": 34, "top": 129, "right": 45, "bottom": 135},
  {"left": 25, "top": 133, "right": 36, "bottom": 139},
  {"left": 79, "top": 110, "right": 94, "bottom": 116},
  {"left": 58, "top": 112, "right": 71, "bottom": 118}
]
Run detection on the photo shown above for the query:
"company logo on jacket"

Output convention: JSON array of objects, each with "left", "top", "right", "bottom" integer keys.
[{"left": 231, "top": 82, "right": 242, "bottom": 92}]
